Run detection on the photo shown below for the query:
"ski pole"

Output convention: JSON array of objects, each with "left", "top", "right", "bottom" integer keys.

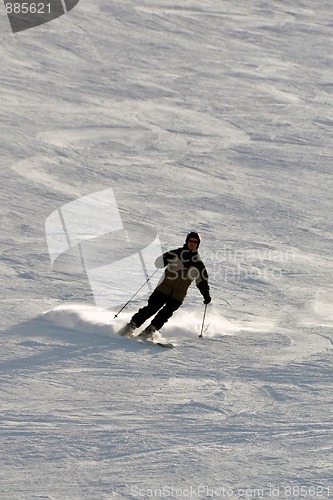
[
  {"left": 199, "top": 303, "right": 208, "bottom": 338},
  {"left": 114, "top": 268, "right": 160, "bottom": 318}
]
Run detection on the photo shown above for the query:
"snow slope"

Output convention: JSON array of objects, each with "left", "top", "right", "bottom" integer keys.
[{"left": 1, "top": 0, "right": 333, "bottom": 498}]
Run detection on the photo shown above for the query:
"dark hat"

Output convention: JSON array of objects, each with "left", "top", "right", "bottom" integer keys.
[{"left": 185, "top": 231, "right": 201, "bottom": 248}]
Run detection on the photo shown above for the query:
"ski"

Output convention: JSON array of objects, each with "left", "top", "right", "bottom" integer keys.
[
  {"left": 118, "top": 330, "right": 174, "bottom": 348},
  {"left": 137, "top": 338, "right": 175, "bottom": 349}
]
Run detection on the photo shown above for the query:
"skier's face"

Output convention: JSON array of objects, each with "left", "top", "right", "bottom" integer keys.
[{"left": 187, "top": 238, "right": 199, "bottom": 251}]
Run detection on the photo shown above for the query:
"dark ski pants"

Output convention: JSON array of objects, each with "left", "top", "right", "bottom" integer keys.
[{"left": 131, "top": 290, "right": 182, "bottom": 331}]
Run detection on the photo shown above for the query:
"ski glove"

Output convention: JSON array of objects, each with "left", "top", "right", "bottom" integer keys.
[{"left": 203, "top": 292, "right": 211, "bottom": 305}]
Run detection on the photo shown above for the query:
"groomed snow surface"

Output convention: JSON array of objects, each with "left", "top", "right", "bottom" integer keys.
[{"left": 1, "top": 0, "right": 333, "bottom": 498}]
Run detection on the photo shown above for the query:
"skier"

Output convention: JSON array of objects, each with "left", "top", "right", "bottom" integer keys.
[{"left": 122, "top": 232, "right": 211, "bottom": 340}]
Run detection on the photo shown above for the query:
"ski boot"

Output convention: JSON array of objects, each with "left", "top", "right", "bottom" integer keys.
[
  {"left": 138, "top": 324, "right": 157, "bottom": 341},
  {"left": 120, "top": 320, "right": 137, "bottom": 337}
]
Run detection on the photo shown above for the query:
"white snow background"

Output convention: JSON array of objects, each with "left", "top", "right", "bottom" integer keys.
[{"left": 1, "top": 1, "right": 333, "bottom": 498}]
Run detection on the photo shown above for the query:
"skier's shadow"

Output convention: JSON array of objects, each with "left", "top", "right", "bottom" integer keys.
[{"left": 0, "top": 316, "right": 161, "bottom": 372}]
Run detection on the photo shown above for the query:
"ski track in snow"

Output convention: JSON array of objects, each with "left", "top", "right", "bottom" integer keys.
[
  {"left": 1, "top": 303, "right": 332, "bottom": 498},
  {"left": 1, "top": 0, "right": 333, "bottom": 498}
]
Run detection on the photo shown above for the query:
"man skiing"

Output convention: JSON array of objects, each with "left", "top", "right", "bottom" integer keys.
[{"left": 122, "top": 232, "right": 211, "bottom": 340}]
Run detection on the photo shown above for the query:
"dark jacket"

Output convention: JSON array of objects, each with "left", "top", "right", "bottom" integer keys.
[{"left": 154, "top": 246, "right": 210, "bottom": 303}]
